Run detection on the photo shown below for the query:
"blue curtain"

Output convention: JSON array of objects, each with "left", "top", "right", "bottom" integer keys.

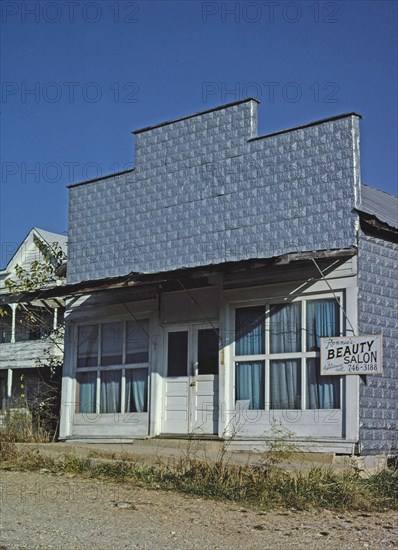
[
  {"left": 306, "top": 299, "right": 339, "bottom": 350},
  {"left": 235, "top": 306, "right": 265, "bottom": 355},
  {"left": 270, "top": 302, "right": 301, "bottom": 353},
  {"left": 235, "top": 307, "right": 265, "bottom": 410},
  {"left": 269, "top": 303, "right": 301, "bottom": 409},
  {"left": 125, "top": 368, "right": 148, "bottom": 412},
  {"left": 78, "top": 372, "right": 96, "bottom": 414},
  {"left": 306, "top": 300, "right": 340, "bottom": 409},
  {"left": 270, "top": 359, "right": 301, "bottom": 409},
  {"left": 100, "top": 370, "right": 121, "bottom": 414},
  {"left": 236, "top": 361, "right": 264, "bottom": 410},
  {"left": 307, "top": 358, "right": 340, "bottom": 409}
]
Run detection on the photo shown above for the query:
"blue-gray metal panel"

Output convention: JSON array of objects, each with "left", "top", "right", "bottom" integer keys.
[{"left": 67, "top": 102, "right": 361, "bottom": 283}]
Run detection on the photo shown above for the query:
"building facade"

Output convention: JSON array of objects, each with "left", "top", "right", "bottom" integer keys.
[{"left": 59, "top": 99, "right": 398, "bottom": 454}]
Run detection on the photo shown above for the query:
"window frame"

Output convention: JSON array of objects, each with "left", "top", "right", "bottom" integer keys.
[
  {"left": 74, "top": 317, "right": 150, "bottom": 415},
  {"left": 233, "top": 292, "right": 344, "bottom": 411}
]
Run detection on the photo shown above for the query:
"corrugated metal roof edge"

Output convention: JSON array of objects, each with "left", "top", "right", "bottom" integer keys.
[
  {"left": 362, "top": 182, "right": 397, "bottom": 198},
  {"left": 359, "top": 183, "right": 398, "bottom": 230},
  {"left": 356, "top": 209, "right": 398, "bottom": 234}
]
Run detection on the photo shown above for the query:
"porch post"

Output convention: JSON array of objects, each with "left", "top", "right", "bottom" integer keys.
[
  {"left": 7, "top": 368, "right": 12, "bottom": 399},
  {"left": 10, "top": 303, "right": 16, "bottom": 343}
]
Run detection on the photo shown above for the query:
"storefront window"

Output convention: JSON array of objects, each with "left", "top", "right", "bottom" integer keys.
[
  {"left": 76, "top": 319, "right": 149, "bottom": 414},
  {"left": 234, "top": 297, "right": 342, "bottom": 410}
]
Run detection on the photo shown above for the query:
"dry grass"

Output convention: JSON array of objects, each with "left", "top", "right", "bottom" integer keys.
[
  {"left": 0, "top": 408, "right": 52, "bottom": 443},
  {"left": 1, "top": 444, "right": 397, "bottom": 512}
]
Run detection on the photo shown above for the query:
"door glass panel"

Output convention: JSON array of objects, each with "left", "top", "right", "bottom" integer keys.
[
  {"left": 167, "top": 331, "right": 188, "bottom": 376},
  {"left": 197, "top": 329, "right": 219, "bottom": 375}
]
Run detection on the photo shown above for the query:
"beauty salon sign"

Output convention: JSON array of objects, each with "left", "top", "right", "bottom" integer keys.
[{"left": 320, "top": 335, "right": 383, "bottom": 375}]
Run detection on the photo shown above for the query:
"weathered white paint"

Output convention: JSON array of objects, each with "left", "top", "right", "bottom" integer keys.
[
  {"left": 7, "top": 368, "right": 12, "bottom": 398},
  {"left": 162, "top": 324, "right": 219, "bottom": 435},
  {"left": 60, "top": 257, "right": 361, "bottom": 453},
  {"left": 0, "top": 340, "right": 63, "bottom": 370},
  {"left": 160, "top": 287, "right": 220, "bottom": 325}
]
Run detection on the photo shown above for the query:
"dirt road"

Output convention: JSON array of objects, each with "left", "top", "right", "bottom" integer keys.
[{"left": 0, "top": 470, "right": 397, "bottom": 549}]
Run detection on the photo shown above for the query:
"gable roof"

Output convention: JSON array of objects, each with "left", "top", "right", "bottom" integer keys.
[{"left": 0, "top": 228, "right": 67, "bottom": 291}]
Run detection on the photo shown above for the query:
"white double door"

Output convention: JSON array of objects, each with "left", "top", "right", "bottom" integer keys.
[{"left": 162, "top": 324, "right": 219, "bottom": 435}]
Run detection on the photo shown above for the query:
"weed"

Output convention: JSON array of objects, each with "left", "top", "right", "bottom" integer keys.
[
  {"left": 1, "top": 446, "right": 397, "bottom": 512},
  {"left": 87, "top": 449, "right": 117, "bottom": 460},
  {"left": 257, "top": 420, "right": 301, "bottom": 472}
]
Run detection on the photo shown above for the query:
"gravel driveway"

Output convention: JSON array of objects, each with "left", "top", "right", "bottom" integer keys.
[{"left": 0, "top": 470, "right": 397, "bottom": 549}]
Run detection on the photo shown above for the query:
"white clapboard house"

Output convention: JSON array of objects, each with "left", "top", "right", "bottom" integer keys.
[{"left": 0, "top": 228, "right": 66, "bottom": 415}]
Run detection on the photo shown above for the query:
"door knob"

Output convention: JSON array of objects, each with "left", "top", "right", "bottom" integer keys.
[{"left": 190, "top": 381, "right": 196, "bottom": 387}]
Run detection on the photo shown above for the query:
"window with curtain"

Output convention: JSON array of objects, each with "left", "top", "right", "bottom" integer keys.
[
  {"left": 125, "top": 368, "right": 148, "bottom": 412},
  {"left": 127, "top": 320, "right": 149, "bottom": 363},
  {"left": 76, "top": 371, "right": 96, "bottom": 414},
  {"left": 235, "top": 307, "right": 265, "bottom": 409},
  {"left": 234, "top": 297, "right": 342, "bottom": 411},
  {"left": 101, "top": 322, "right": 123, "bottom": 366},
  {"left": 76, "top": 319, "right": 149, "bottom": 414},
  {"left": 269, "top": 303, "right": 302, "bottom": 409},
  {"left": 100, "top": 370, "right": 121, "bottom": 413},
  {"left": 77, "top": 325, "right": 98, "bottom": 367},
  {"left": 306, "top": 300, "right": 340, "bottom": 409},
  {"left": 235, "top": 361, "right": 265, "bottom": 409}
]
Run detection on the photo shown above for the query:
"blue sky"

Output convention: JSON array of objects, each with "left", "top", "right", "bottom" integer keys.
[{"left": 1, "top": 0, "right": 397, "bottom": 267}]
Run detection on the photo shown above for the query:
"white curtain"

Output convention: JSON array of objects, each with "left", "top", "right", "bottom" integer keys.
[
  {"left": 100, "top": 370, "right": 121, "bottom": 413},
  {"left": 125, "top": 369, "right": 148, "bottom": 412},
  {"left": 77, "top": 372, "right": 96, "bottom": 414}
]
